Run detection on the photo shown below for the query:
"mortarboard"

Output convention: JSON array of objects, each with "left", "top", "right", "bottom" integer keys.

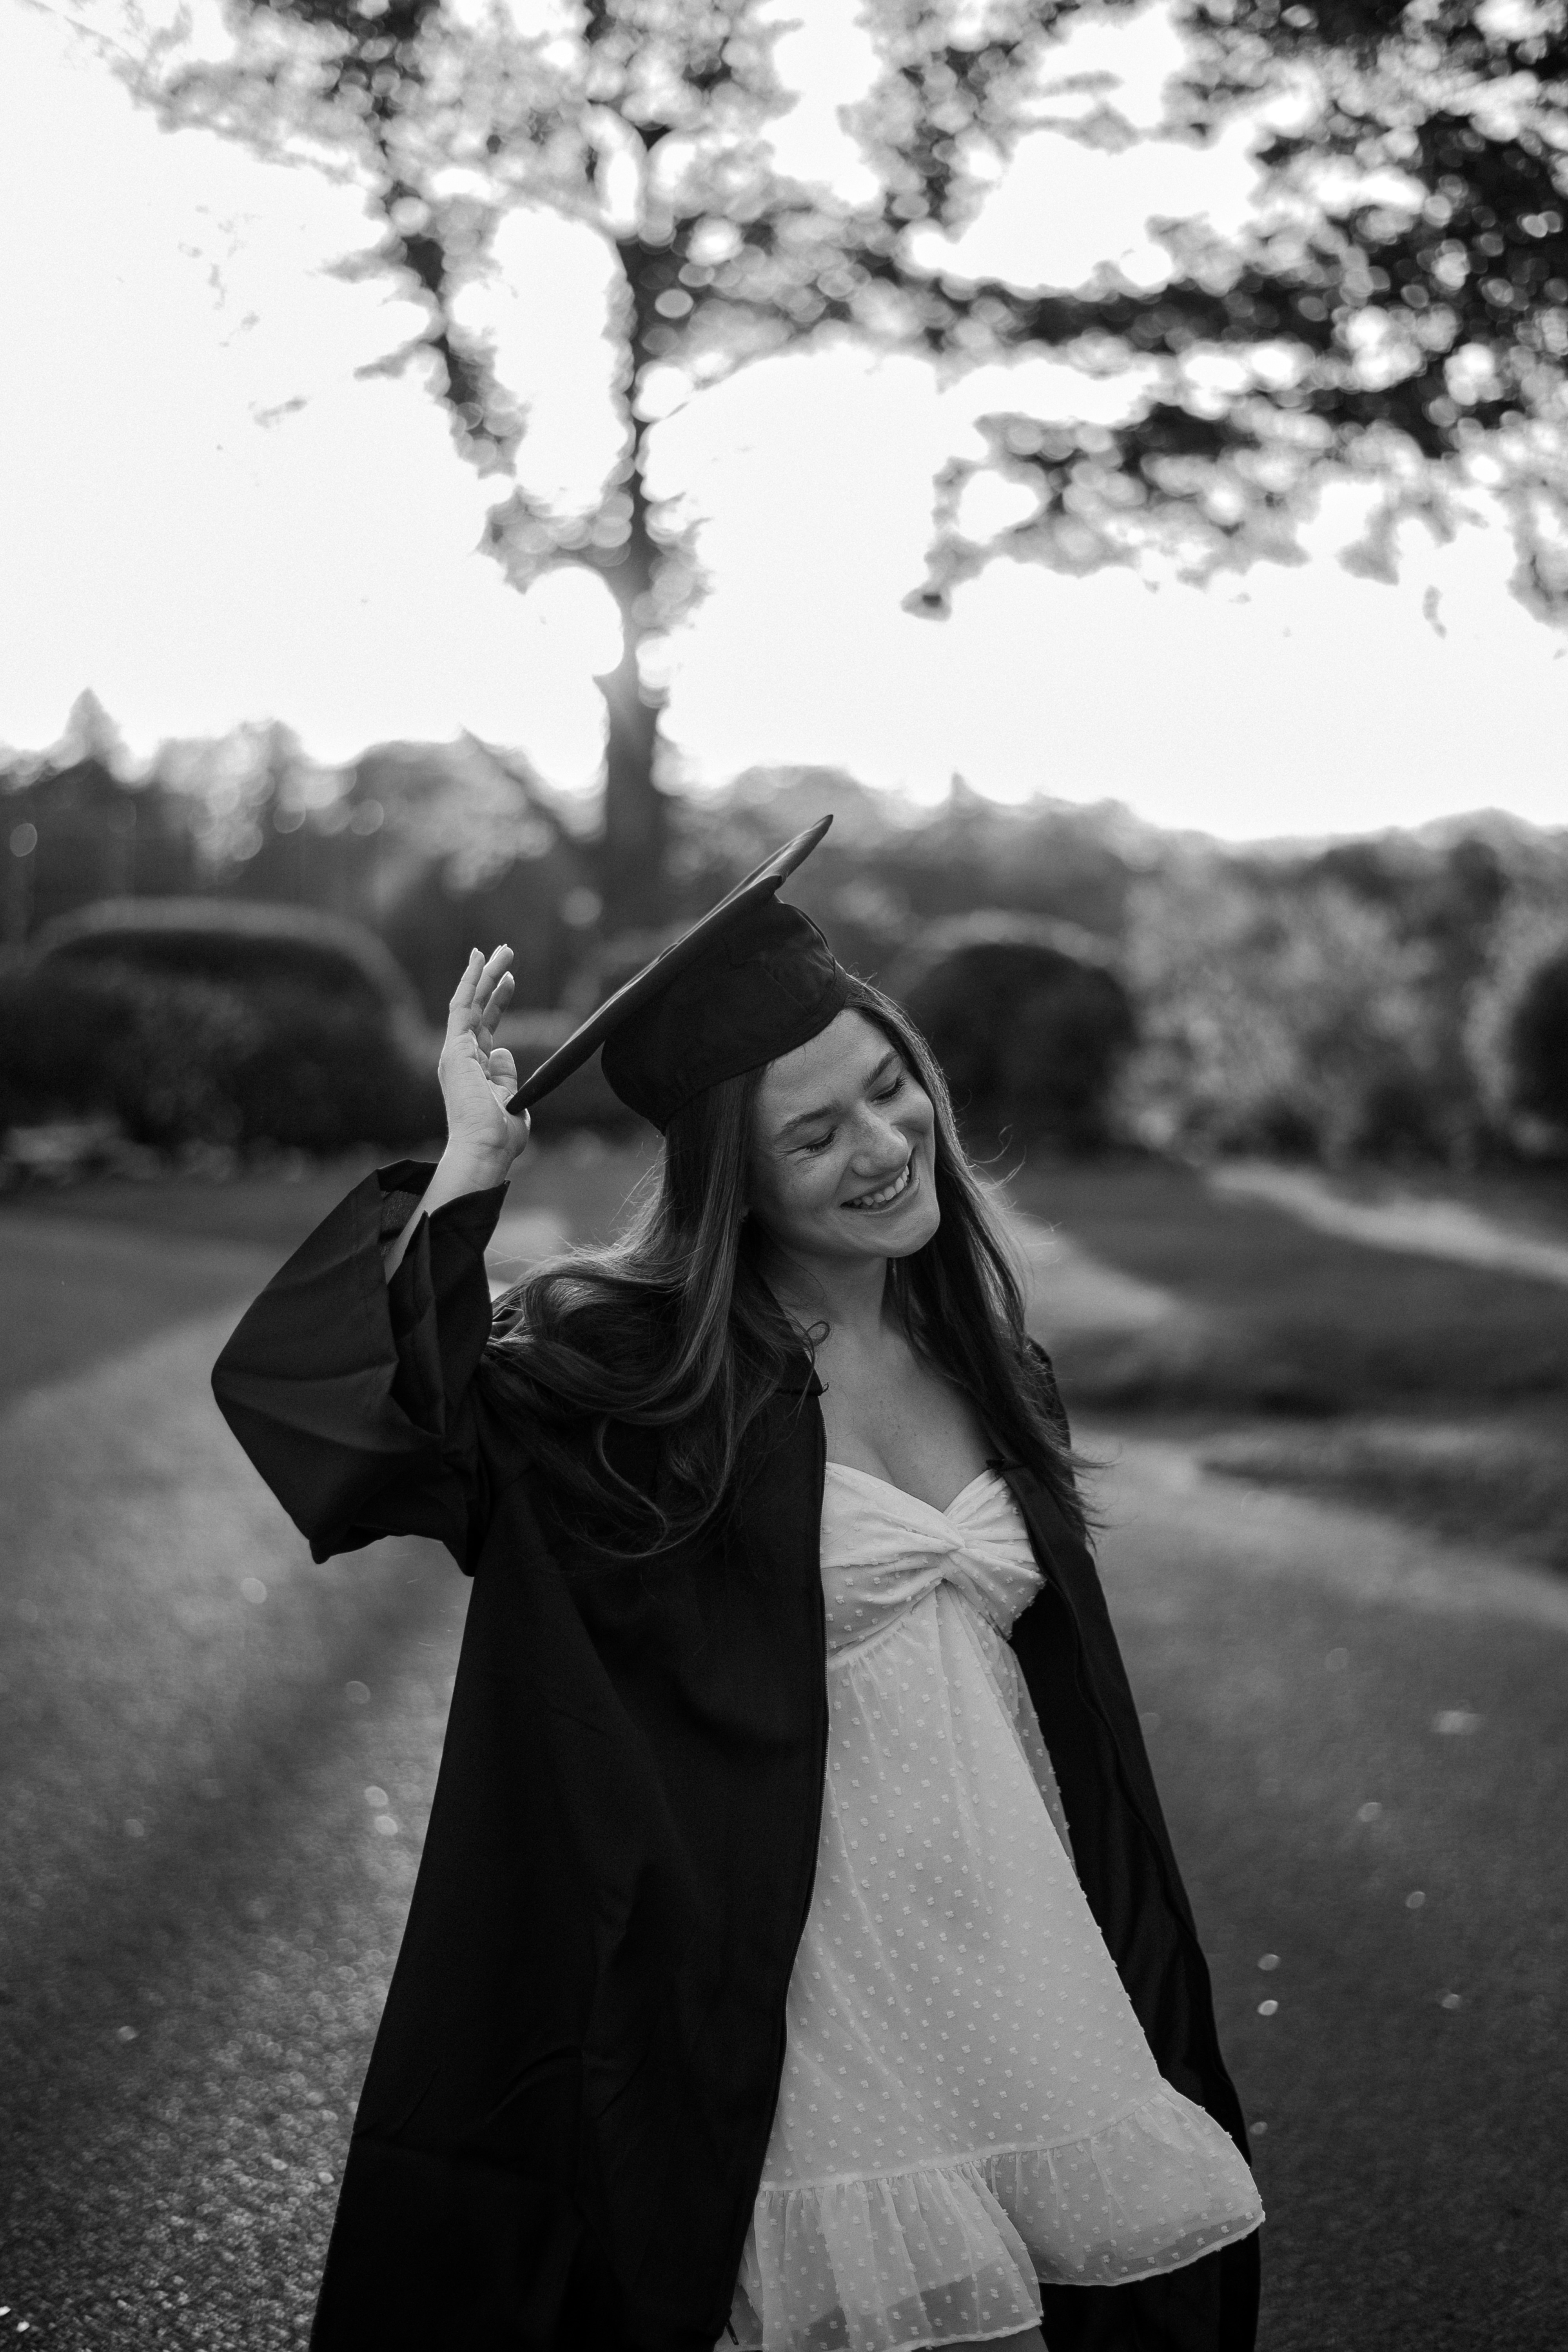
[{"left": 507, "top": 815, "right": 849, "bottom": 1130}]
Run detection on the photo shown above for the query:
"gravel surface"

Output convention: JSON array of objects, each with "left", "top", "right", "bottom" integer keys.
[
  {"left": 0, "top": 1226, "right": 468, "bottom": 2347},
  {"left": 0, "top": 1208, "right": 1562, "bottom": 2349},
  {"left": 1093, "top": 1440, "right": 1568, "bottom": 2352}
]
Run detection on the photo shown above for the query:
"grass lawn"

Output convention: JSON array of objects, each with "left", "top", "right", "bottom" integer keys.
[
  {"left": 1006, "top": 1151, "right": 1568, "bottom": 1573},
  {"left": 1009, "top": 1155, "right": 1568, "bottom": 1412},
  {"left": 1196, "top": 1409, "right": 1568, "bottom": 1573},
  {"left": 0, "top": 1132, "right": 659, "bottom": 1259},
  {"left": 7, "top": 1132, "right": 1563, "bottom": 1571}
]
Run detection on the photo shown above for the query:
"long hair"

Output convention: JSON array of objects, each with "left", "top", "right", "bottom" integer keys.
[{"left": 486, "top": 976, "right": 1089, "bottom": 1553}]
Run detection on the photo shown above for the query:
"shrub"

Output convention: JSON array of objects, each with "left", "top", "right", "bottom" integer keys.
[
  {"left": 0, "top": 960, "right": 442, "bottom": 1153},
  {"left": 221, "top": 977, "right": 443, "bottom": 1151},
  {"left": 1122, "top": 866, "right": 1458, "bottom": 1163},
  {"left": 25, "top": 896, "right": 429, "bottom": 1024},
  {"left": 1506, "top": 948, "right": 1568, "bottom": 1138},
  {"left": 1464, "top": 902, "right": 1568, "bottom": 1155},
  {"left": 0, "top": 961, "right": 252, "bottom": 1147},
  {"left": 887, "top": 915, "right": 1137, "bottom": 1150}
]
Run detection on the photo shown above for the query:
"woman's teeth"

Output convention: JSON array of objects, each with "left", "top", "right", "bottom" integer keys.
[{"left": 846, "top": 1160, "right": 913, "bottom": 1211}]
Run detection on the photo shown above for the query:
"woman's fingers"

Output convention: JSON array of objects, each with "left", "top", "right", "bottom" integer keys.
[
  {"left": 472, "top": 947, "right": 514, "bottom": 1030},
  {"left": 447, "top": 946, "right": 513, "bottom": 1038},
  {"left": 448, "top": 946, "right": 482, "bottom": 1005},
  {"left": 477, "top": 964, "right": 515, "bottom": 1027}
]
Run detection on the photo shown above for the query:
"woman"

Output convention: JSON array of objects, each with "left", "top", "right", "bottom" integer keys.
[{"left": 213, "top": 893, "right": 1262, "bottom": 2352}]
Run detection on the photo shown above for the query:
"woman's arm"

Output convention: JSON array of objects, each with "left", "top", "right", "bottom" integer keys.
[
  {"left": 383, "top": 943, "right": 532, "bottom": 1277},
  {"left": 212, "top": 945, "right": 535, "bottom": 1567}
]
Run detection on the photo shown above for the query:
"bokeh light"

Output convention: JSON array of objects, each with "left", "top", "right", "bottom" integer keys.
[{"left": 519, "top": 566, "right": 627, "bottom": 682}]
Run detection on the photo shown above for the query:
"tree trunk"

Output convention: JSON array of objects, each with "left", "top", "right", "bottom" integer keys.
[
  {"left": 590, "top": 408, "right": 669, "bottom": 931},
  {"left": 597, "top": 642, "right": 666, "bottom": 929}
]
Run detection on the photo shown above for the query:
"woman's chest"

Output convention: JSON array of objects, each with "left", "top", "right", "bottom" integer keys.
[{"left": 815, "top": 1339, "right": 990, "bottom": 1515}]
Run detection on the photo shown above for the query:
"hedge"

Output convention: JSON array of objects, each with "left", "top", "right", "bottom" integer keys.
[
  {"left": 0, "top": 960, "right": 442, "bottom": 1153},
  {"left": 1509, "top": 946, "right": 1568, "bottom": 1134},
  {"left": 887, "top": 915, "right": 1137, "bottom": 1151}
]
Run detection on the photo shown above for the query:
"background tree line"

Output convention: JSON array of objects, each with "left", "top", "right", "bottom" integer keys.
[{"left": 3, "top": 695, "right": 1564, "bottom": 1165}]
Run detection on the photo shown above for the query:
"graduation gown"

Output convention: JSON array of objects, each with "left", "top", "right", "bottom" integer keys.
[{"left": 211, "top": 1163, "right": 1259, "bottom": 2352}]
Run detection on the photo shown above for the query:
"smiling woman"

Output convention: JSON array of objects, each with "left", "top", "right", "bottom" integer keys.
[
  {"left": 211, "top": 843, "right": 1262, "bottom": 2352},
  {"left": 749, "top": 1012, "right": 1032, "bottom": 1519}
]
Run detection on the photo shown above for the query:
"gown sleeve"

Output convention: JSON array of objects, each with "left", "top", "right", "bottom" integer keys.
[{"left": 211, "top": 1160, "right": 512, "bottom": 1571}]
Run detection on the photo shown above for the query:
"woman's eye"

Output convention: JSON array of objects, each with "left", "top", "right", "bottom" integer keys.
[
  {"left": 873, "top": 1074, "right": 904, "bottom": 1103},
  {"left": 798, "top": 1132, "right": 835, "bottom": 1155}
]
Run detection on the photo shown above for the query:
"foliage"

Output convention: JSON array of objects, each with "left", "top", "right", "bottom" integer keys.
[
  {"left": 1122, "top": 858, "right": 1457, "bottom": 1161},
  {"left": 0, "top": 960, "right": 441, "bottom": 1152},
  {"left": 1, "top": 754, "right": 202, "bottom": 948},
  {"left": 29, "top": 895, "right": 429, "bottom": 1019},
  {"left": 668, "top": 771, "right": 1145, "bottom": 975},
  {"left": 124, "top": 0, "right": 966, "bottom": 917},
  {"left": 1462, "top": 887, "right": 1568, "bottom": 1148},
  {"left": 7, "top": 703, "right": 1566, "bottom": 1162},
  {"left": 98, "top": 0, "right": 1568, "bottom": 939},
  {"left": 120, "top": 0, "right": 1568, "bottom": 710},
  {"left": 683, "top": 788, "right": 1560, "bottom": 1166},
  {"left": 1506, "top": 940, "right": 1568, "bottom": 1134},
  {"left": 0, "top": 962, "right": 253, "bottom": 1149},
  {"left": 218, "top": 974, "right": 443, "bottom": 1148},
  {"left": 372, "top": 742, "right": 603, "bottom": 1020},
  {"left": 906, "top": 0, "right": 1568, "bottom": 608},
  {"left": 887, "top": 913, "right": 1138, "bottom": 1148}
]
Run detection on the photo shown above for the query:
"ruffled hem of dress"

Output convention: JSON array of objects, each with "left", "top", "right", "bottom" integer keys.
[{"left": 722, "top": 2085, "right": 1263, "bottom": 2352}]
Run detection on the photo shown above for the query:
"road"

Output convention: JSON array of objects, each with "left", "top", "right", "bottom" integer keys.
[{"left": 0, "top": 1200, "right": 1563, "bottom": 2350}]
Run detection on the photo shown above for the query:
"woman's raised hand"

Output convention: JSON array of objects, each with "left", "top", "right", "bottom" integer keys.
[{"left": 437, "top": 945, "right": 532, "bottom": 1182}]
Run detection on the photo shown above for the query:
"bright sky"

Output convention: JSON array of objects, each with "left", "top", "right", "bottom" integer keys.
[{"left": 2, "top": 0, "right": 1564, "bottom": 838}]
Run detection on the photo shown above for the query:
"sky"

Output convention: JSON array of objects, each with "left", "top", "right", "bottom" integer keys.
[{"left": 2, "top": 0, "right": 1565, "bottom": 840}]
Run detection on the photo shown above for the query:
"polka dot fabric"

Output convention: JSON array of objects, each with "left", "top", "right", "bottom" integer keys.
[{"left": 722, "top": 1466, "right": 1262, "bottom": 2352}]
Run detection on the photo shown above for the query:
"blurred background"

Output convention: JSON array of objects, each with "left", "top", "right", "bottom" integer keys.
[{"left": 1, "top": 0, "right": 1565, "bottom": 2345}]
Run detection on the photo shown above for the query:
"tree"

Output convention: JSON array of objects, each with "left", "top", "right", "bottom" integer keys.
[
  {"left": 127, "top": 0, "right": 1015, "bottom": 923},
  {"left": 121, "top": 0, "right": 1568, "bottom": 919},
  {"left": 888, "top": 0, "right": 1568, "bottom": 606}
]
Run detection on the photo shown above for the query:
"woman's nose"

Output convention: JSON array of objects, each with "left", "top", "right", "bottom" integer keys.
[{"left": 849, "top": 1109, "right": 908, "bottom": 1171}]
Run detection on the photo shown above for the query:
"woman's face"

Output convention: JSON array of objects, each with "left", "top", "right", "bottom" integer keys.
[{"left": 749, "top": 1010, "right": 940, "bottom": 1270}]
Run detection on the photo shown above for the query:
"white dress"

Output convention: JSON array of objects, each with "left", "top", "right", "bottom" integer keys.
[{"left": 722, "top": 1465, "right": 1262, "bottom": 2352}]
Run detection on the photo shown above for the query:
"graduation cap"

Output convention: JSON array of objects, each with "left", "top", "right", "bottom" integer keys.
[{"left": 507, "top": 815, "right": 849, "bottom": 1130}]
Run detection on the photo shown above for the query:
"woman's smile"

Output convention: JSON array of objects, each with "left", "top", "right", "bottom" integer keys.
[
  {"left": 842, "top": 1155, "right": 916, "bottom": 1212},
  {"left": 749, "top": 1011, "right": 942, "bottom": 1270}
]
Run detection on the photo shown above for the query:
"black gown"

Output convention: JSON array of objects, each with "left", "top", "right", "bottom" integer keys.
[{"left": 211, "top": 1163, "right": 1260, "bottom": 2352}]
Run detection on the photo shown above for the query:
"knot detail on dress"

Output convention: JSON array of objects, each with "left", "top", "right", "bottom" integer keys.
[{"left": 819, "top": 1463, "right": 1043, "bottom": 1665}]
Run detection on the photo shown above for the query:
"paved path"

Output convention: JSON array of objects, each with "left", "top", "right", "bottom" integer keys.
[
  {"left": 0, "top": 1207, "right": 1562, "bottom": 2349},
  {"left": 0, "top": 1238, "right": 468, "bottom": 2349},
  {"left": 1208, "top": 1161, "right": 1568, "bottom": 1287},
  {"left": 1094, "top": 1440, "right": 1567, "bottom": 2352}
]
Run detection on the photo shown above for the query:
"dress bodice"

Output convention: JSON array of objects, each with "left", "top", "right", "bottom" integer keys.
[{"left": 820, "top": 1462, "right": 1043, "bottom": 1659}]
